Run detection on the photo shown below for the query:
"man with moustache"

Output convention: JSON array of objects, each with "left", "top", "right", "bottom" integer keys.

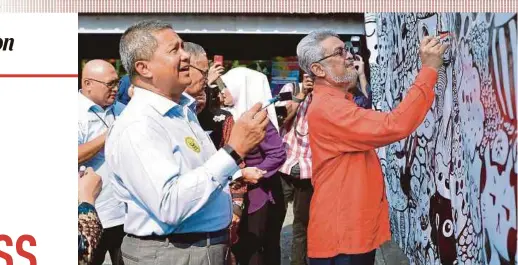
[
  {"left": 183, "top": 42, "right": 209, "bottom": 114},
  {"left": 105, "top": 20, "right": 270, "bottom": 265},
  {"left": 78, "top": 59, "right": 126, "bottom": 265},
  {"left": 300, "top": 30, "right": 447, "bottom": 265},
  {"left": 277, "top": 55, "right": 371, "bottom": 265},
  {"left": 181, "top": 42, "right": 236, "bottom": 153}
]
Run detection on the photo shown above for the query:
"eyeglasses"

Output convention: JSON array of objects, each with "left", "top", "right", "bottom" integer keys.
[
  {"left": 189, "top": 65, "right": 209, "bottom": 80},
  {"left": 313, "top": 43, "right": 354, "bottom": 64},
  {"left": 85, "top": 78, "right": 119, "bottom": 89}
]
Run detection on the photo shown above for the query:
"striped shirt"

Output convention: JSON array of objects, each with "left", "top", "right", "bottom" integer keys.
[
  {"left": 277, "top": 83, "right": 313, "bottom": 179},
  {"left": 277, "top": 82, "right": 371, "bottom": 179}
]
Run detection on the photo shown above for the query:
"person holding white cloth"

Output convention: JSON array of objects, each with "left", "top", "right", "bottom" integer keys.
[
  {"left": 220, "top": 67, "right": 287, "bottom": 265},
  {"left": 105, "top": 20, "right": 269, "bottom": 265},
  {"left": 221, "top": 67, "right": 280, "bottom": 132}
]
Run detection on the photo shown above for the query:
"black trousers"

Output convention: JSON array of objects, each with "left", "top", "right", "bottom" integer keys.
[
  {"left": 232, "top": 175, "right": 286, "bottom": 265},
  {"left": 91, "top": 224, "right": 126, "bottom": 265},
  {"left": 308, "top": 250, "right": 376, "bottom": 265},
  {"left": 280, "top": 172, "right": 314, "bottom": 265}
]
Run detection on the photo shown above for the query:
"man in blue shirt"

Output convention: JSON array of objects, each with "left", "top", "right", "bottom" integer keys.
[
  {"left": 78, "top": 59, "right": 126, "bottom": 265},
  {"left": 105, "top": 20, "right": 269, "bottom": 265}
]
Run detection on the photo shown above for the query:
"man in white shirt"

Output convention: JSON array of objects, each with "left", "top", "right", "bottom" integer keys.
[
  {"left": 78, "top": 59, "right": 126, "bottom": 265},
  {"left": 105, "top": 20, "right": 269, "bottom": 265}
]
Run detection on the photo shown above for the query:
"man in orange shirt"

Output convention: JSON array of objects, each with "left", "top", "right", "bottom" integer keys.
[{"left": 297, "top": 30, "right": 448, "bottom": 265}]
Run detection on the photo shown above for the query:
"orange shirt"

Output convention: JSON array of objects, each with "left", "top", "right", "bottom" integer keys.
[{"left": 306, "top": 67, "right": 438, "bottom": 257}]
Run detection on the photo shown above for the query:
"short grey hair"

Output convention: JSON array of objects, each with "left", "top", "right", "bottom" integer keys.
[
  {"left": 183, "top": 42, "right": 207, "bottom": 63},
  {"left": 119, "top": 20, "right": 173, "bottom": 77},
  {"left": 297, "top": 29, "right": 340, "bottom": 78}
]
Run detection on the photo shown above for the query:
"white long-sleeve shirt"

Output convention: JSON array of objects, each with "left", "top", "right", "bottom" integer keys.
[
  {"left": 105, "top": 87, "right": 239, "bottom": 236},
  {"left": 78, "top": 91, "right": 126, "bottom": 228}
]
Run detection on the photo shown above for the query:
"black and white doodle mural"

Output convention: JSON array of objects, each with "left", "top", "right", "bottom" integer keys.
[{"left": 364, "top": 13, "right": 517, "bottom": 265}]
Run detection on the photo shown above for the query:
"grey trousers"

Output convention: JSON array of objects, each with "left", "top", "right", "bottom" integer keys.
[{"left": 120, "top": 235, "right": 229, "bottom": 265}]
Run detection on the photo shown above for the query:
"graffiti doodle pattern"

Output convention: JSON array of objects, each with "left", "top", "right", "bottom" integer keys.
[{"left": 365, "top": 12, "right": 517, "bottom": 265}]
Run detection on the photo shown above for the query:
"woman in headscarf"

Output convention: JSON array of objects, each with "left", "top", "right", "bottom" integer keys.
[{"left": 221, "top": 67, "right": 287, "bottom": 265}]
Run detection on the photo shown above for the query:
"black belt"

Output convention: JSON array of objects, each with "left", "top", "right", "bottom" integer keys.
[{"left": 127, "top": 229, "right": 228, "bottom": 247}]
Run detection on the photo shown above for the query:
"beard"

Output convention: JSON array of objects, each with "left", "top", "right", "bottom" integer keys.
[{"left": 325, "top": 66, "right": 358, "bottom": 84}]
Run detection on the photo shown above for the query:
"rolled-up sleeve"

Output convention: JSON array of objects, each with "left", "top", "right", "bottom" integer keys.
[{"left": 109, "top": 119, "right": 239, "bottom": 227}]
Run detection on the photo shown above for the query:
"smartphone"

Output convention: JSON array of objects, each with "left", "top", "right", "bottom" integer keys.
[
  {"left": 214, "top": 55, "right": 224, "bottom": 65},
  {"left": 213, "top": 55, "right": 227, "bottom": 91}
]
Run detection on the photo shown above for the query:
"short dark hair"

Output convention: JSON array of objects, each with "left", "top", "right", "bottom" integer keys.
[{"left": 119, "top": 20, "right": 173, "bottom": 77}]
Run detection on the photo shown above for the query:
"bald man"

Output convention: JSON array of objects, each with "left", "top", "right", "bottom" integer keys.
[{"left": 78, "top": 59, "right": 126, "bottom": 265}]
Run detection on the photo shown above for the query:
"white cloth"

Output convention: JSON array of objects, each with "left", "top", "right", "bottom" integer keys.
[
  {"left": 105, "top": 87, "right": 240, "bottom": 236},
  {"left": 220, "top": 67, "right": 279, "bottom": 131},
  {"left": 275, "top": 82, "right": 303, "bottom": 107},
  {"left": 78, "top": 91, "right": 126, "bottom": 228}
]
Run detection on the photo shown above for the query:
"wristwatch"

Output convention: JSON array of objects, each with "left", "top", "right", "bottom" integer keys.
[{"left": 222, "top": 144, "right": 244, "bottom": 165}]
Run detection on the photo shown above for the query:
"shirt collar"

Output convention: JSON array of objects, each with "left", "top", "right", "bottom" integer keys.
[
  {"left": 78, "top": 90, "right": 114, "bottom": 113},
  {"left": 314, "top": 84, "right": 354, "bottom": 101},
  {"left": 132, "top": 86, "right": 197, "bottom": 116},
  {"left": 182, "top": 92, "right": 198, "bottom": 114}
]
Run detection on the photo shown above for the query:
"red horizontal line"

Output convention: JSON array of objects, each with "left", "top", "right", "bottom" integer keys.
[{"left": 0, "top": 74, "right": 78, "bottom": 78}]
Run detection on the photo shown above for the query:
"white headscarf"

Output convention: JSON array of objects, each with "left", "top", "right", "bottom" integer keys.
[{"left": 221, "top": 67, "right": 279, "bottom": 131}]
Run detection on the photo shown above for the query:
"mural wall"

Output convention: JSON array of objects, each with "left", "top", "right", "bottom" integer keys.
[{"left": 364, "top": 13, "right": 517, "bottom": 265}]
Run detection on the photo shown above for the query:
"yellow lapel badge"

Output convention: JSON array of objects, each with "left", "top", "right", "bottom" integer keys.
[{"left": 185, "top": 136, "right": 201, "bottom": 153}]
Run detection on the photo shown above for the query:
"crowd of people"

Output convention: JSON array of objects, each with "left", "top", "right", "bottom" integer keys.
[{"left": 78, "top": 19, "right": 447, "bottom": 265}]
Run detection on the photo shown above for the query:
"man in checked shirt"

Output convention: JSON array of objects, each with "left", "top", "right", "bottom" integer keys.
[{"left": 276, "top": 53, "right": 370, "bottom": 265}]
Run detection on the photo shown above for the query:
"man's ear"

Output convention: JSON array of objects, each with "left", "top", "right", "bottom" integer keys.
[
  {"left": 134, "top": 60, "right": 153, "bottom": 79},
  {"left": 82, "top": 79, "right": 91, "bottom": 92},
  {"left": 310, "top": 63, "right": 326, "bottom": 78}
]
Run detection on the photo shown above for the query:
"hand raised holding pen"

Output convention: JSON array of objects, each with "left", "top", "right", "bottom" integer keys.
[{"left": 420, "top": 36, "right": 449, "bottom": 71}]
